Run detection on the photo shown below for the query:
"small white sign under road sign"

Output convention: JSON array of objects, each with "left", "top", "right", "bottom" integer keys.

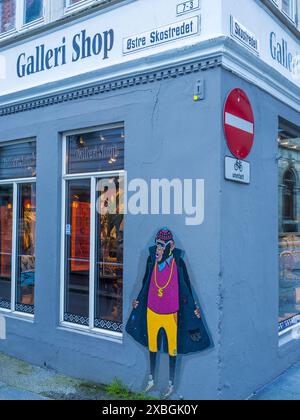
[{"left": 225, "top": 156, "right": 250, "bottom": 184}]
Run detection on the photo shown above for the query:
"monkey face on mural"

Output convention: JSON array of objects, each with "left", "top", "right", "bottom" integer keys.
[{"left": 126, "top": 228, "right": 212, "bottom": 399}]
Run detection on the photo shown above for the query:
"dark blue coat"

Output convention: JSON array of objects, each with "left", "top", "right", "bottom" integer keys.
[{"left": 126, "top": 247, "right": 212, "bottom": 355}]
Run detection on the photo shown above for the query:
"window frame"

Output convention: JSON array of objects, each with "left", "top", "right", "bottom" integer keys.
[
  {"left": 271, "top": 0, "right": 298, "bottom": 23},
  {"left": 0, "top": 139, "right": 36, "bottom": 319},
  {"left": 64, "top": 0, "right": 98, "bottom": 14},
  {"left": 0, "top": 0, "right": 47, "bottom": 41},
  {"left": 60, "top": 124, "right": 125, "bottom": 340},
  {"left": 278, "top": 119, "right": 300, "bottom": 343},
  {"left": 22, "top": 0, "right": 45, "bottom": 29},
  {"left": 282, "top": 0, "right": 297, "bottom": 22}
]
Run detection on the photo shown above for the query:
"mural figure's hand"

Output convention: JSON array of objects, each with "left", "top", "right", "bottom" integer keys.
[
  {"left": 194, "top": 308, "right": 201, "bottom": 319},
  {"left": 132, "top": 300, "right": 139, "bottom": 309}
]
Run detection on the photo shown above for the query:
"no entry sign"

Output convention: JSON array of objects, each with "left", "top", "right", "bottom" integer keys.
[{"left": 224, "top": 89, "right": 254, "bottom": 160}]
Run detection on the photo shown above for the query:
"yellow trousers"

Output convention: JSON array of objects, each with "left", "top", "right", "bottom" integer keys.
[{"left": 147, "top": 308, "right": 178, "bottom": 357}]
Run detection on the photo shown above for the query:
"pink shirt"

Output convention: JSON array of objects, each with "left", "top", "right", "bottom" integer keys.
[{"left": 147, "top": 259, "right": 179, "bottom": 315}]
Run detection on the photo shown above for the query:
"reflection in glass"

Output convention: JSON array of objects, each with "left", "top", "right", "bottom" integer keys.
[
  {"left": 24, "top": 0, "right": 43, "bottom": 24},
  {"left": 278, "top": 122, "right": 300, "bottom": 330},
  {"left": 0, "top": 0, "right": 16, "bottom": 33},
  {"left": 0, "top": 141, "right": 36, "bottom": 180},
  {"left": 16, "top": 183, "right": 36, "bottom": 313},
  {"left": 67, "top": 127, "right": 124, "bottom": 175},
  {"left": 64, "top": 179, "right": 90, "bottom": 325},
  {"left": 95, "top": 177, "right": 124, "bottom": 332},
  {"left": 0, "top": 185, "right": 13, "bottom": 309}
]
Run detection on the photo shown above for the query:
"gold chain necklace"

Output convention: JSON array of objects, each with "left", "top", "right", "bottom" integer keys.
[{"left": 154, "top": 258, "right": 175, "bottom": 298}]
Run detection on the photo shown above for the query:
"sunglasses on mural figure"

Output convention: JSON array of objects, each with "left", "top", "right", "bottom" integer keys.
[{"left": 155, "top": 240, "right": 173, "bottom": 250}]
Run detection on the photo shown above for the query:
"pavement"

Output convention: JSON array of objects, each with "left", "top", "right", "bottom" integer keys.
[
  {"left": 0, "top": 352, "right": 112, "bottom": 400},
  {"left": 1, "top": 351, "right": 300, "bottom": 400},
  {"left": 252, "top": 363, "right": 300, "bottom": 400}
]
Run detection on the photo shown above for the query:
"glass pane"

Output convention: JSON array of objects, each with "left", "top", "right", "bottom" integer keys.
[
  {"left": 0, "top": 0, "right": 16, "bottom": 33},
  {"left": 0, "top": 184, "right": 13, "bottom": 309},
  {"left": 68, "top": 0, "right": 83, "bottom": 6},
  {"left": 16, "top": 183, "right": 36, "bottom": 314},
  {"left": 278, "top": 122, "right": 300, "bottom": 331},
  {"left": 64, "top": 179, "right": 90, "bottom": 326},
  {"left": 24, "top": 0, "right": 43, "bottom": 24},
  {"left": 67, "top": 127, "right": 125, "bottom": 175},
  {"left": 282, "top": 0, "right": 294, "bottom": 17},
  {"left": 0, "top": 141, "right": 36, "bottom": 180},
  {"left": 94, "top": 177, "right": 124, "bottom": 332}
]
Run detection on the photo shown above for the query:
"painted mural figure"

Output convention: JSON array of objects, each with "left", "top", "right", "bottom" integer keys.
[{"left": 126, "top": 228, "right": 211, "bottom": 399}]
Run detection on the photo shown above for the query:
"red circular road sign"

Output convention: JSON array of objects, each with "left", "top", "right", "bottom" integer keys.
[{"left": 224, "top": 89, "right": 255, "bottom": 160}]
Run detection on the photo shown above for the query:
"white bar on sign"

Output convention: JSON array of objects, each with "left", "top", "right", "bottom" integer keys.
[{"left": 225, "top": 112, "right": 254, "bottom": 134}]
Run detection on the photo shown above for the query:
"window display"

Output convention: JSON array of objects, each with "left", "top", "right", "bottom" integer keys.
[
  {"left": 16, "top": 183, "right": 36, "bottom": 313},
  {"left": 63, "top": 125, "right": 124, "bottom": 333},
  {"left": 95, "top": 177, "right": 124, "bottom": 332},
  {"left": 0, "top": 185, "right": 13, "bottom": 309},
  {"left": 278, "top": 120, "right": 300, "bottom": 331},
  {"left": 0, "top": 141, "right": 36, "bottom": 315},
  {"left": 64, "top": 179, "right": 90, "bottom": 325}
]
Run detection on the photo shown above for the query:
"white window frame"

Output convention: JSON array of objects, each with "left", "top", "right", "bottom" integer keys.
[
  {"left": 21, "top": 0, "right": 46, "bottom": 30},
  {"left": 0, "top": 0, "right": 48, "bottom": 41},
  {"left": 282, "top": 0, "right": 297, "bottom": 21},
  {"left": 272, "top": 0, "right": 298, "bottom": 23},
  {"left": 64, "top": 0, "right": 98, "bottom": 14},
  {"left": 60, "top": 124, "right": 124, "bottom": 340},
  {"left": 0, "top": 139, "right": 36, "bottom": 320}
]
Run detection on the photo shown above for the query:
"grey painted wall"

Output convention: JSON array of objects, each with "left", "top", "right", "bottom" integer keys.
[
  {"left": 220, "top": 69, "right": 300, "bottom": 400},
  {"left": 0, "top": 66, "right": 222, "bottom": 400},
  {"left": 1, "top": 62, "right": 300, "bottom": 400}
]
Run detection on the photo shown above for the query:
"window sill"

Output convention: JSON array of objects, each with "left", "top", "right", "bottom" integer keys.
[
  {"left": 0, "top": 309, "right": 34, "bottom": 323},
  {"left": 0, "top": 18, "right": 45, "bottom": 43},
  {"left": 281, "top": 10, "right": 297, "bottom": 25},
  {"left": 59, "top": 321, "right": 123, "bottom": 343},
  {"left": 21, "top": 17, "right": 45, "bottom": 33},
  {"left": 279, "top": 322, "right": 300, "bottom": 347},
  {"left": 0, "top": 28, "right": 18, "bottom": 41}
]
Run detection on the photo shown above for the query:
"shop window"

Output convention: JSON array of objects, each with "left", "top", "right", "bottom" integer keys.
[
  {"left": 0, "top": 0, "right": 16, "bottom": 34},
  {"left": 0, "top": 141, "right": 36, "bottom": 315},
  {"left": 24, "top": 0, "right": 43, "bottom": 25},
  {"left": 283, "top": 169, "right": 297, "bottom": 222},
  {"left": 278, "top": 120, "right": 300, "bottom": 332},
  {"left": 62, "top": 125, "right": 124, "bottom": 334}
]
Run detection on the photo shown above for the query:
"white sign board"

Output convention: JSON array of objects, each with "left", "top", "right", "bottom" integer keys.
[
  {"left": 0, "top": 0, "right": 203, "bottom": 97},
  {"left": 230, "top": 16, "right": 259, "bottom": 55},
  {"left": 225, "top": 0, "right": 300, "bottom": 87},
  {"left": 225, "top": 156, "right": 250, "bottom": 184},
  {"left": 123, "top": 16, "right": 200, "bottom": 55}
]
